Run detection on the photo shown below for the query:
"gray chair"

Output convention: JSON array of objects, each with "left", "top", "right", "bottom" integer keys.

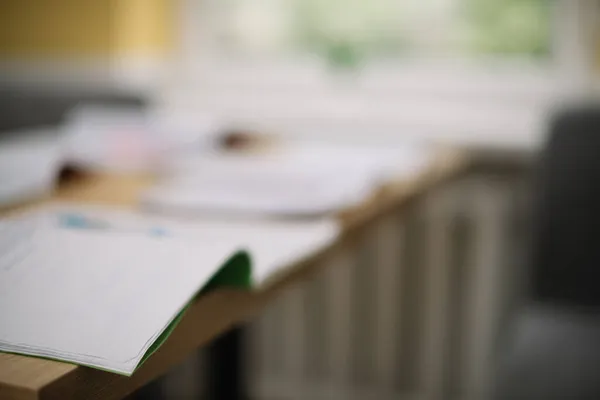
[{"left": 493, "top": 106, "right": 600, "bottom": 399}]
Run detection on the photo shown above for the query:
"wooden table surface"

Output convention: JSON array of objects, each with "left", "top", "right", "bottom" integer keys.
[{"left": 0, "top": 148, "right": 467, "bottom": 400}]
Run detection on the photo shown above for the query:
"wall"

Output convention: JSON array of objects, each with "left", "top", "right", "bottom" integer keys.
[
  {"left": 0, "top": 0, "right": 113, "bottom": 57},
  {"left": 112, "top": 0, "right": 174, "bottom": 58},
  {"left": 0, "top": 0, "right": 175, "bottom": 92}
]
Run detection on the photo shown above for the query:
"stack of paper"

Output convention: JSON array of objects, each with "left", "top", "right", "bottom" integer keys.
[
  {"left": 49, "top": 204, "right": 339, "bottom": 286},
  {"left": 61, "top": 106, "right": 222, "bottom": 173},
  {"left": 0, "top": 206, "right": 339, "bottom": 375},
  {"left": 142, "top": 141, "right": 432, "bottom": 217},
  {"left": 0, "top": 130, "right": 64, "bottom": 207}
]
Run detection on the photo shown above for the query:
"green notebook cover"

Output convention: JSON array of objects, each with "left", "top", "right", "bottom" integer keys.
[
  {"left": 54, "top": 210, "right": 254, "bottom": 373},
  {"left": 136, "top": 249, "right": 252, "bottom": 370},
  {"left": 1, "top": 210, "right": 256, "bottom": 375},
  {"left": 0, "top": 249, "right": 253, "bottom": 376}
]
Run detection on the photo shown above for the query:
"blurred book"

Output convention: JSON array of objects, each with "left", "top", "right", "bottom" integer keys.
[
  {"left": 62, "top": 106, "right": 224, "bottom": 174},
  {"left": 0, "top": 107, "right": 225, "bottom": 208}
]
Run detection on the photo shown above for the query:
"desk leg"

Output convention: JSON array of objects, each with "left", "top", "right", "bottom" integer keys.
[{"left": 206, "top": 326, "right": 247, "bottom": 400}]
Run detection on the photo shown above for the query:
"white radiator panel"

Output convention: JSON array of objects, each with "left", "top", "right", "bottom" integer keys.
[
  {"left": 246, "top": 179, "right": 519, "bottom": 400},
  {"left": 158, "top": 176, "right": 525, "bottom": 400}
]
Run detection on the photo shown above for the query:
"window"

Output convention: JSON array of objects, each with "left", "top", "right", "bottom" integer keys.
[
  {"left": 203, "top": 0, "right": 551, "bottom": 66},
  {"left": 171, "top": 0, "right": 568, "bottom": 148}
]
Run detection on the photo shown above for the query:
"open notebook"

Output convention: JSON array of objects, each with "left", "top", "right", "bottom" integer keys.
[{"left": 0, "top": 206, "right": 338, "bottom": 376}]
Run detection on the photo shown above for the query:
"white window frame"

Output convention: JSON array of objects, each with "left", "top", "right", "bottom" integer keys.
[{"left": 163, "top": 0, "right": 599, "bottom": 149}]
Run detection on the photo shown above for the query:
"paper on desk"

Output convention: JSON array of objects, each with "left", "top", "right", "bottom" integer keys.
[
  {"left": 0, "top": 130, "right": 64, "bottom": 207},
  {"left": 142, "top": 141, "right": 432, "bottom": 217},
  {"left": 0, "top": 211, "right": 247, "bottom": 375},
  {"left": 61, "top": 106, "right": 223, "bottom": 173},
  {"left": 282, "top": 141, "right": 433, "bottom": 182},
  {"left": 142, "top": 167, "right": 374, "bottom": 217},
  {"left": 46, "top": 204, "right": 339, "bottom": 287},
  {"left": 165, "top": 140, "right": 432, "bottom": 182}
]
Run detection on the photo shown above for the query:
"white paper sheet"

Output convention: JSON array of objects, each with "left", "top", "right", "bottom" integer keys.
[
  {"left": 142, "top": 141, "right": 432, "bottom": 217},
  {"left": 0, "top": 130, "right": 64, "bottom": 207},
  {"left": 0, "top": 212, "right": 241, "bottom": 375},
  {"left": 45, "top": 204, "right": 339, "bottom": 287}
]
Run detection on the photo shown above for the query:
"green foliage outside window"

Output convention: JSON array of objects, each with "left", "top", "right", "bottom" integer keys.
[
  {"left": 292, "top": 0, "right": 551, "bottom": 68},
  {"left": 462, "top": 0, "right": 551, "bottom": 57},
  {"left": 221, "top": 0, "right": 552, "bottom": 68}
]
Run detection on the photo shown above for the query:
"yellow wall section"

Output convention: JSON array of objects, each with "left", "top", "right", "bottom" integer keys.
[
  {"left": 112, "top": 0, "right": 174, "bottom": 56},
  {"left": 0, "top": 0, "right": 113, "bottom": 57},
  {"left": 0, "top": 0, "right": 173, "bottom": 58}
]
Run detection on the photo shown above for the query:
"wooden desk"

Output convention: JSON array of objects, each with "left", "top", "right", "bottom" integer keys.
[{"left": 0, "top": 149, "right": 467, "bottom": 400}]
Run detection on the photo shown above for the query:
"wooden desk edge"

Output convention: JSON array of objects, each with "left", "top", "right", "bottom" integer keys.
[{"left": 0, "top": 147, "right": 471, "bottom": 400}]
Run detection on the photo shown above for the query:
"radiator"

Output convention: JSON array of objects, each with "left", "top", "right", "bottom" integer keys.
[{"left": 160, "top": 174, "right": 531, "bottom": 400}]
